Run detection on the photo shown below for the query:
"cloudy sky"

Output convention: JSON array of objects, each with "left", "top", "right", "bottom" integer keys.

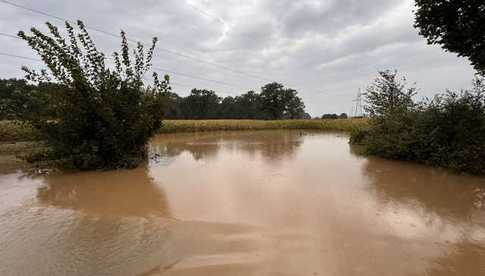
[{"left": 0, "top": 0, "right": 476, "bottom": 116}]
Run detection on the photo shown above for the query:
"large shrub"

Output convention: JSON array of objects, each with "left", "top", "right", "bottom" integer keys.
[
  {"left": 352, "top": 71, "right": 418, "bottom": 158},
  {"left": 411, "top": 79, "right": 485, "bottom": 174},
  {"left": 16, "top": 21, "right": 171, "bottom": 170},
  {"left": 352, "top": 71, "right": 485, "bottom": 175}
]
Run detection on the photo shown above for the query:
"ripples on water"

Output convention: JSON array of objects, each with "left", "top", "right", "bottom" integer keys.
[{"left": 0, "top": 130, "right": 484, "bottom": 276}]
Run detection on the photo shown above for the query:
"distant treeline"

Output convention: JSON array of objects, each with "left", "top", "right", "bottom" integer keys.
[
  {"left": 0, "top": 79, "right": 310, "bottom": 121},
  {"left": 163, "top": 82, "right": 310, "bottom": 120},
  {"left": 321, "top": 113, "right": 348, "bottom": 119}
]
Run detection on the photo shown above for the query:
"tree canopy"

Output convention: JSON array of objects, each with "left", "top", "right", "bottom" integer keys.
[
  {"left": 364, "top": 70, "right": 416, "bottom": 117},
  {"left": 414, "top": 0, "right": 485, "bottom": 75},
  {"left": 162, "top": 82, "right": 309, "bottom": 120}
]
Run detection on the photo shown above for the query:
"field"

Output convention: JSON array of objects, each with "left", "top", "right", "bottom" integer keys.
[
  {"left": 160, "top": 119, "right": 369, "bottom": 133},
  {"left": 1, "top": 119, "right": 369, "bottom": 142}
]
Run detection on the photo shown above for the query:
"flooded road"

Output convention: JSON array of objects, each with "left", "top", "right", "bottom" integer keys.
[{"left": 1, "top": 130, "right": 484, "bottom": 276}]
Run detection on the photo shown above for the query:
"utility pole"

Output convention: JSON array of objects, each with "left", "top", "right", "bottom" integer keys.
[{"left": 351, "top": 88, "right": 366, "bottom": 117}]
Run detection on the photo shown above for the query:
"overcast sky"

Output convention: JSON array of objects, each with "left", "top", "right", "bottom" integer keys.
[{"left": 0, "top": 0, "right": 477, "bottom": 116}]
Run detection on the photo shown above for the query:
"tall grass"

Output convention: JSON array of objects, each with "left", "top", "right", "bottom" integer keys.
[
  {"left": 0, "top": 119, "right": 369, "bottom": 143},
  {"left": 160, "top": 119, "right": 369, "bottom": 133}
]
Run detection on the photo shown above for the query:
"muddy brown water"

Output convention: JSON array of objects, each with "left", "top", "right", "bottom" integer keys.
[{"left": 1, "top": 130, "right": 484, "bottom": 276}]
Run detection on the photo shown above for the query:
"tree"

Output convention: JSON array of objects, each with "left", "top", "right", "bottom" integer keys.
[
  {"left": 259, "top": 82, "right": 286, "bottom": 119},
  {"left": 321, "top": 114, "right": 339, "bottom": 119},
  {"left": 219, "top": 96, "right": 237, "bottom": 118},
  {"left": 236, "top": 91, "right": 263, "bottom": 119},
  {"left": 162, "top": 91, "right": 183, "bottom": 119},
  {"left": 283, "top": 89, "right": 306, "bottom": 119},
  {"left": 321, "top": 113, "right": 347, "bottom": 119},
  {"left": 260, "top": 82, "right": 306, "bottom": 119},
  {"left": 365, "top": 70, "right": 416, "bottom": 117},
  {"left": 180, "top": 89, "right": 221, "bottom": 119},
  {"left": 414, "top": 0, "right": 485, "bottom": 75},
  {"left": 157, "top": 84, "right": 308, "bottom": 120},
  {"left": 16, "top": 20, "right": 171, "bottom": 169},
  {"left": 0, "top": 79, "right": 30, "bottom": 120},
  {"left": 339, "top": 113, "right": 348, "bottom": 119}
]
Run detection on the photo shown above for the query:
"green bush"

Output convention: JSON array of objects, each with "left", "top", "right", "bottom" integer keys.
[
  {"left": 352, "top": 71, "right": 485, "bottom": 175},
  {"left": 14, "top": 20, "right": 170, "bottom": 170},
  {"left": 411, "top": 82, "right": 485, "bottom": 174}
]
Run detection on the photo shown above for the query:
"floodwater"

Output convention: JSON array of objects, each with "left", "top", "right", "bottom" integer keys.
[{"left": 1, "top": 130, "right": 485, "bottom": 276}]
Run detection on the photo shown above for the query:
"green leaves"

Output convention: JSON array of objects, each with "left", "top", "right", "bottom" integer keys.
[
  {"left": 414, "top": 0, "right": 485, "bottom": 75},
  {"left": 365, "top": 70, "right": 416, "bottom": 118},
  {"left": 354, "top": 72, "right": 485, "bottom": 175},
  {"left": 15, "top": 20, "right": 171, "bottom": 170}
]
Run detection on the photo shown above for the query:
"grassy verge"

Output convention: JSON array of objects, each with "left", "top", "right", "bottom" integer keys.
[
  {"left": 160, "top": 119, "right": 369, "bottom": 133},
  {"left": 0, "top": 119, "right": 369, "bottom": 142}
]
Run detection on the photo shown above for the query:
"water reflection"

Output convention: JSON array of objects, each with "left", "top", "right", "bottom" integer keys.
[
  {"left": 361, "top": 156, "right": 485, "bottom": 275},
  {"left": 425, "top": 240, "right": 485, "bottom": 275},
  {"left": 149, "top": 130, "right": 304, "bottom": 164},
  {"left": 363, "top": 157, "right": 485, "bottom": 223},
  {"left": 37, "top": 168, "right": 170, "bottom": 218}
]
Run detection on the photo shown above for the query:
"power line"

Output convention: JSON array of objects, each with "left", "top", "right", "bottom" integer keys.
[
  {"left": 0, "top": 32, "right": 246, "bottom": 88},
  {"left": 0, "top": 0, "right": 271, "bottom": 82},
  {"left": 152, "top": 66, "right": 237, "bottom": 88},
  {"left": 0, "top": 52, "right": 243, "bottom": 89},
  {"left": 0, "top": 51, "right": 193, "bottom": 88},
  {"left": 0, "top": 32, "right": 21, "bottom": 40},
  {"left": 0, "top": 52, "right": 41, "bottom": 62}
]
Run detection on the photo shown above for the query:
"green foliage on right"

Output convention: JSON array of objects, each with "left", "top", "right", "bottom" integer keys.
[
  {"left": 351, "top": 70, "right": 485, "bottom": 175},
  {"left": 414, "top": 0, "right": 485, "bottom": 75}
]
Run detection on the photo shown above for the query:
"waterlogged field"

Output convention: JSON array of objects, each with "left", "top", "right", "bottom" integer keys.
[{"left": 0, "top": 130, "right": 484, "bottom": 276}]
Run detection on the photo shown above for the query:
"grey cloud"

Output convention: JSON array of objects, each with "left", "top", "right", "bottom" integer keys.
[
  {"left": 268, "top": 0, "right": 403, "bottom": 37},
  {"left": 0, "top": 0, "right": 476, "bottom": 116}
]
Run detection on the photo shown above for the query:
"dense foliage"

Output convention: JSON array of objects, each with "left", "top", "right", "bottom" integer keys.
[
  {"left": 0, "top": 79, "right": 64, "bottom": 121},
  {"left": 0, "top": 79, "right": 28, "bottom": 120},
  {"left": 351, "top": 71, "right": 485, "bottom": 175},
  {"left": 414, "top": 0, "right": 485, "bottom": 75},
  {"left": 14, "top": 21, "right": 170, "bottom": 170},
  {"left": 163, "top": 82, "right": 309, "bottom": 120}
]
